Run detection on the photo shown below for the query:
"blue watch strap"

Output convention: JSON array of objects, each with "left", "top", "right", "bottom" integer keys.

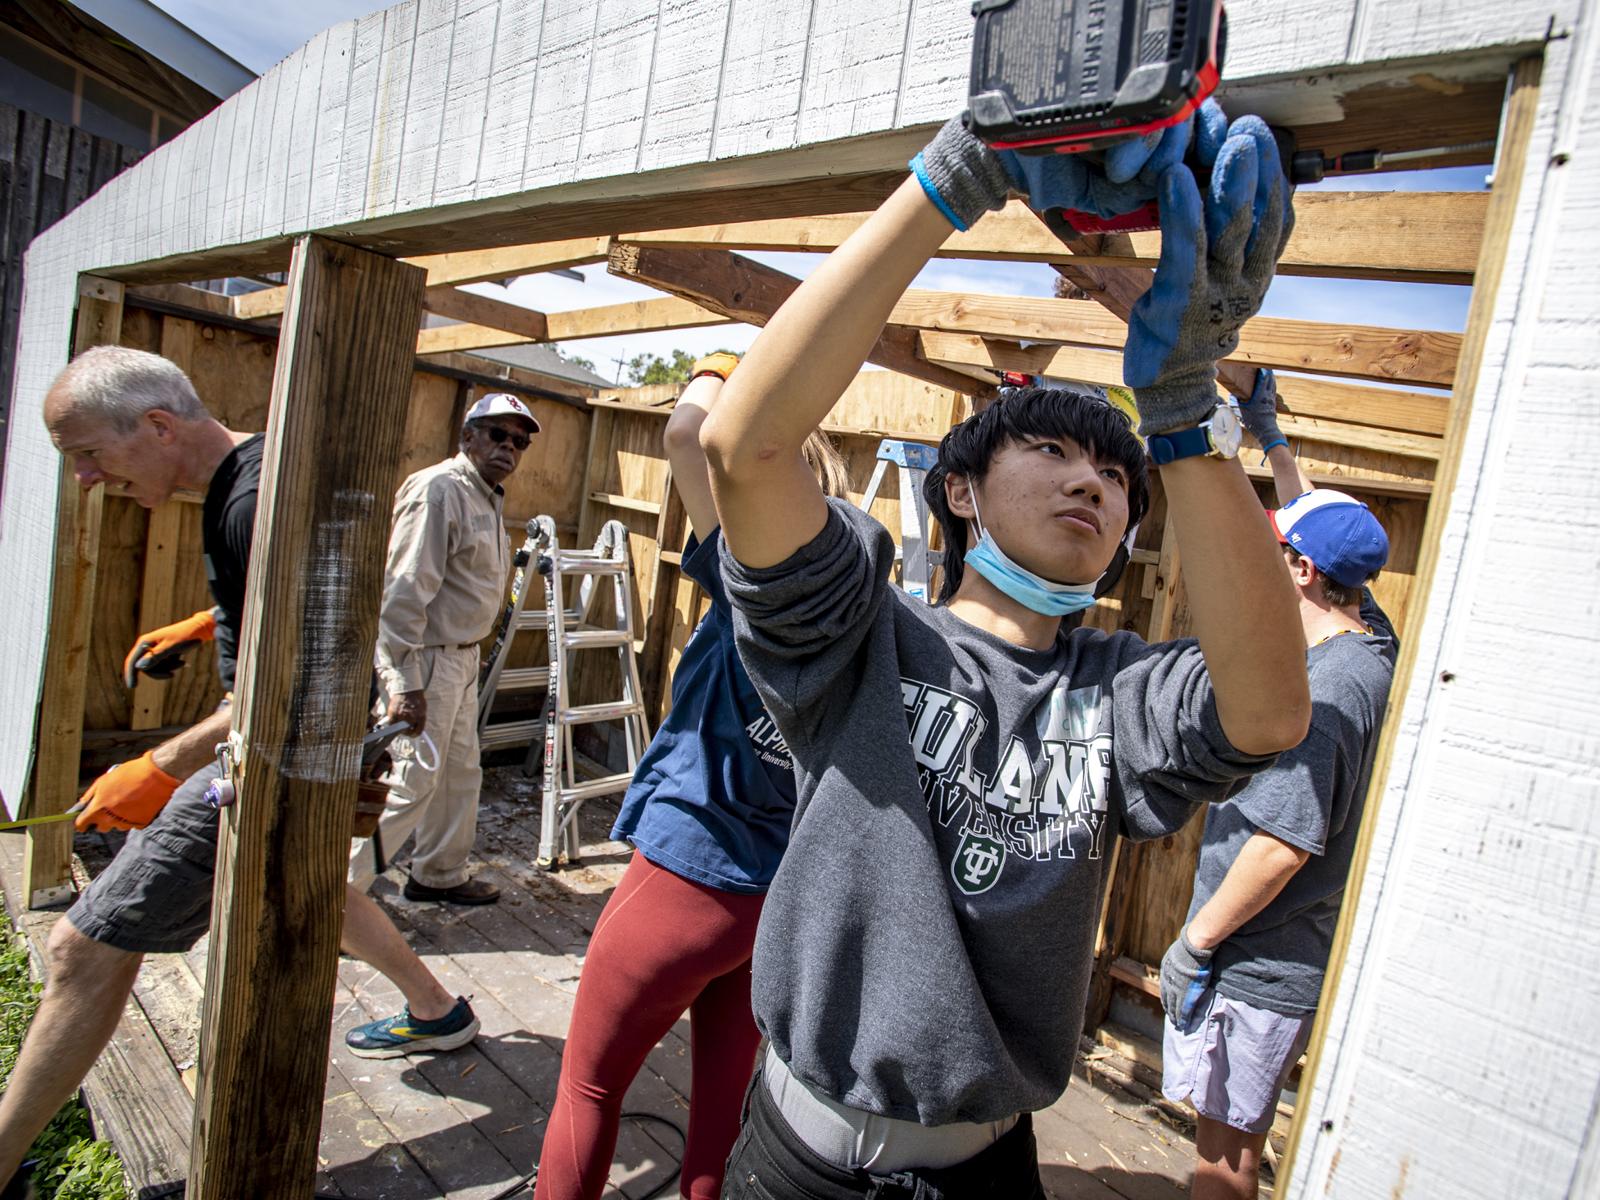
[{"left": 1148, "top": 425, "right": 1212, "bottom": 465}]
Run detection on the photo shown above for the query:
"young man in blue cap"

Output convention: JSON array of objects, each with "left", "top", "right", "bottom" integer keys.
[{"left": 1159, "top": 369, "right": 1399, "bottom": 1200}]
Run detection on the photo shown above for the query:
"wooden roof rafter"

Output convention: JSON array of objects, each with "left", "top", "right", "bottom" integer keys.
[{"left": 621, "top": 191, "right": 1489, "bottom": 284}]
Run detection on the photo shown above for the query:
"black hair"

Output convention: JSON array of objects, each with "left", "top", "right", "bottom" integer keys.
[{"left": 924, "top": 386, "right": 1150, "bottom": 605}]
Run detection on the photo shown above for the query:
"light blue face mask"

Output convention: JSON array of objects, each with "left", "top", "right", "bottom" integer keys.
[{"left": 963, "top": 491, "right": 1099, "bottom": 618}]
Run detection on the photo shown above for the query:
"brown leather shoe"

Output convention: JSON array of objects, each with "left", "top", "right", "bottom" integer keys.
[{"left": 403, "top": 875, "right": 501, "bottom": 905}]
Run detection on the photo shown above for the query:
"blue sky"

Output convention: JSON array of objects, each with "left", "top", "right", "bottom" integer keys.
[{"left": 153, "top": 2, "right": 1477, "bottom": 389}]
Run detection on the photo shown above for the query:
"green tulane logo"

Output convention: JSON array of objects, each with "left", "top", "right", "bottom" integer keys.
[{"left": 951, "top": 829, "right": 1006, "bottom": 895}]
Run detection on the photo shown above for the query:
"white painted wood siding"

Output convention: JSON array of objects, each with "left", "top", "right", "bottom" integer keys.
[{"left": 1291, "top": 11, "right": 1600, "bottom": 1197}]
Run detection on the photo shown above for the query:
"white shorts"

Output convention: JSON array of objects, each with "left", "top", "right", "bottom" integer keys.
[{"left": 1162, "top": 989, "right": 1313, "bottom": 1135}]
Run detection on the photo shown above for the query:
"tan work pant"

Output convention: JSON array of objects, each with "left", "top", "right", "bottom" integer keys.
[{"left": 350, "top": 644, "right": 483, "bottom": 891}]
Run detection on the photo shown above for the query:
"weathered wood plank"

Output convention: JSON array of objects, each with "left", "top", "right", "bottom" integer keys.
[
  {"left": 187, "top": 239, "right": 425, "bottom": 1200},
  {"left": 78, "top": 997, "right": 193, "bottom": 1194},
  {"left": 22, "top": 277, "right": 121, "bottom": 906},
  {"left": 422, "top": 285, "right": 550, "bottom": 341}
]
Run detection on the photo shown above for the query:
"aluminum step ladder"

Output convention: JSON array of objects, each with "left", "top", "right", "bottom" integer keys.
[
  {"left": 478, "top": 517, "right": 555, "bottom": 754},
  {"left": 528, "top": 517, "right": 650, "bottom": 870},
  {"left": 860, "top": 438, "right": 942, "bottom": 603}
]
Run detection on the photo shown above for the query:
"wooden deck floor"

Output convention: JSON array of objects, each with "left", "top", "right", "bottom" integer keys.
[{"left": 1, "top": 765, "right": 1205, "bottom": 1200}]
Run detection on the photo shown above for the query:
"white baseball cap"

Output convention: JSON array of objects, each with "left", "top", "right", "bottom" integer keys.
[{"left": 464, "top": 392, "right": 540, "bottom": 432}]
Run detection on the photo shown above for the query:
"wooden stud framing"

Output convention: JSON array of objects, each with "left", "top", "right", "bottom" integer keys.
[
  {"left": 421, "top": 285, "right": 549, "bottom": 341},
  {"left": 187, "top": 237, "right": 425, "bottom": 1200},
  {"left": 416, "top": 295, "right": 725, "bottom": 356},
  {"left": 129, "top": 316, "right": 199, "bottom": 732},
  {"left": 607, "top": 242, "right": 992, "bottom": 394},
  {"left": 232, "top": 236, "right": 616, "bottom": 321},
  {"left": 639, "top": 467, "right": 689, "bottom": 717},
  {"left": 625, "top": 191, "right": 1490, "bottom": 284},
  {"left": 23, "top": 275, "right": 121, "bottom": 908},
  {"left": 894, "top": 290, "right": 1460, "bottom": 387},
  {"left": 918, "top": 333, "right": 1449, "bottom": 457}
]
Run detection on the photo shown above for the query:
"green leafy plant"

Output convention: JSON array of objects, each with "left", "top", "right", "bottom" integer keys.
[
  {"left": 0, "top": 925, "right": 127, "bottom": 1200},
  {"left": 624, "top": 348, "right": 739, "bottom": 386}
]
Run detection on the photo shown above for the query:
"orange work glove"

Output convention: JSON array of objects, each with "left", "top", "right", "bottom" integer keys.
[
  {"left": 123, "top": 608, "right": 218, "bottom": 689},
  {"left": 690, "top": 352, "right": 741, "bottom": 382},
  {"left": 74, "top": 752, "right": 181, "bottom": 832}
]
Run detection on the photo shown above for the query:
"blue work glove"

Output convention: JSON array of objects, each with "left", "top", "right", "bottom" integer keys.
[
  {"left": 1124, "top": 115, "right": 1296, "bottom": 437},
  {"left": 1160, "top": 927, "right": 1215, "bottom": 1028},
  {"left": 1239, "top": 368, "right": 1286, "bottom": 450},
  {"left": 1010, "top": 97, "right": 1227, "bottom": 219},
  {"left": 910, "top": 101, "right": 1228, "bottom": 231}
]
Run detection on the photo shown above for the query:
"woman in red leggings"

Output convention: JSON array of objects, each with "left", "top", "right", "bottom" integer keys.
[{"left": 533, "top": 355, "right": 849, "bottom": 1200}]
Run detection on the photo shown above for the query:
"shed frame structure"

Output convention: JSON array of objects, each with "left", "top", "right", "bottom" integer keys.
[{"left": 2, "top": 3, "right": 1597, "bottom": 1197}]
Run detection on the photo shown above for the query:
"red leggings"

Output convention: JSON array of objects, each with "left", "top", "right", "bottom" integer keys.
[{"left": 534, "top": 853, "right": 765, "bottom": 1200}]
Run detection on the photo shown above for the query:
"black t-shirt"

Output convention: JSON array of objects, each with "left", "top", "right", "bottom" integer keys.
[{"left": 202, "top": 435, "right": 263, "bottom": 691}]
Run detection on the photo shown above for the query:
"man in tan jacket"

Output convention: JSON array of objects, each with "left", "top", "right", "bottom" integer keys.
[{"left": 347, "top": 394, "right": 537, "bottom": 964}]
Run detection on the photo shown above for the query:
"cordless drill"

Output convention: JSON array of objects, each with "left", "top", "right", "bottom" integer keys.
[{"left": 967, "top": 0, "right": 1228, "bottom": 235}]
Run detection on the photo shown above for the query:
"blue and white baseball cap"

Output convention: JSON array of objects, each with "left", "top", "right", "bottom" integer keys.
[
  {"left": 465, "top": 392, "right": 540, "bottom": 432},
  {"left": 1271, "top": 489, "right": 1389, "bottom": 588}
]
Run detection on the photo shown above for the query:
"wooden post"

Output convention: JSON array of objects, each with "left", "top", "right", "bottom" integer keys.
[
  {"left": 639, "top": 464, "right": 688, "bottom": 717},
  {"left": 127, "top": 502, "right": 183, "bottom": 731},
  {"left": 129, "top": 318, "right": 197, "bottom": 731},
  {"left": 23, "top": 275, "right": 122, "bottom": 908},
  {"left": 186, "top": 237, "right": 425, "bottom": 1200}
]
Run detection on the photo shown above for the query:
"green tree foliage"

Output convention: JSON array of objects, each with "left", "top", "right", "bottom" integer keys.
[
  {"left": 626, "top": 349, "right": 697, "bottom": 385},
  {"left": 625, "top": 348, "right": 738, "bottom": 386}
]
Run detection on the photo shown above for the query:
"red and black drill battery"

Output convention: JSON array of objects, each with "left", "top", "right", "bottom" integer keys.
[{"left": 967, "top": 0, "right": 1227, "bottom": 234}]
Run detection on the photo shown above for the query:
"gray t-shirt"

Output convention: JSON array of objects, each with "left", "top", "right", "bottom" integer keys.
[
  {"left": 721, "top": 501, "right": 1276, "bottom": 1126},
  {"left": 1187, "top": 593, "right": 1397, "bottom": 1016}
]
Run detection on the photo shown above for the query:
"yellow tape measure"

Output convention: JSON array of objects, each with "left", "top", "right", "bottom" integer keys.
[{"left": 0, "top": 810, "right": 81, "bottom": 832}]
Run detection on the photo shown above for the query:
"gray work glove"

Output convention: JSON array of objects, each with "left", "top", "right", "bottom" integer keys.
[
  {"left": 909, "top": 116, "right": 1014, "bottom": 231},
  {"left": 910, "top": 105, "right": 1225, "bottom": 232},
  {"left": 1160, "top": 927, "right": 1215, "bottom": 1028},
  {"left": 1239, "top": 367, "right": 1285, "bottom": 448},
  {"left": 1123, "top": 116, "right": 1295, "bottom": 437}
]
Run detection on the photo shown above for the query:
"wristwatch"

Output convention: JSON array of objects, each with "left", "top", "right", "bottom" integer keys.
[{"left": 1147, "top": 401, "right": 1244, "bottom": 465}]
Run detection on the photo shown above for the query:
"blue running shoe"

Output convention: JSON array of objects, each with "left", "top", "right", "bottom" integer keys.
[{"left": 345, "top": 996, "right": 479, "bottom": 1059}]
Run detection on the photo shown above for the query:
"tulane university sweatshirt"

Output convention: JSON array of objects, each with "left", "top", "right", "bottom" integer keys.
[{"left": 721, "top": 500, "right": 1276, "bottom": 1126}]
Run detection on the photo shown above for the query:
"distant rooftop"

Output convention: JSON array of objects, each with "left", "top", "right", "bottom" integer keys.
[{"left": 472, "top": 343, "right": 612, "bottom": 390}]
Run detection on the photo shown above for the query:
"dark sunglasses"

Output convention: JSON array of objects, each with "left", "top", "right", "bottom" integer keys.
[{"left": 483, "top": 425, "right": 532, "bottom": 451}]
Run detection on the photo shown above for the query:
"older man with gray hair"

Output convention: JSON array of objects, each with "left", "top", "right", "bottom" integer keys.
[
  {"left": 346, "top": 394, "right": 539, "bottom": 920},
  {"left": 0, "top": 347, "right": 477, "bottom": 1195}
]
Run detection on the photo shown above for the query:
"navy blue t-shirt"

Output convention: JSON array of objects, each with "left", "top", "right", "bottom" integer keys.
[{"left": 610, "top": 528, "right": 799, "bottom": 893}]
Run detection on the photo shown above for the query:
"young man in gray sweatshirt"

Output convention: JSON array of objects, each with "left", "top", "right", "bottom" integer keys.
[{"left": 700, "top": 104, "right": 1314, "bottom": 1198}]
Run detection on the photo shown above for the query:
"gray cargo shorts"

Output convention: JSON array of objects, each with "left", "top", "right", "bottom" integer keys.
[
  {"left": 66, "top": 765, "right": 223, "bottom": 954},
  {"left": 1162, "top": 988, "right": 1313, "bottom": 1134}
]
